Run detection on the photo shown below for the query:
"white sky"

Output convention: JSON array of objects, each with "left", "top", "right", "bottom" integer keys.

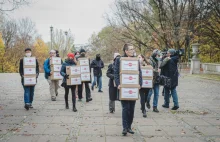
[{"left": 7, "top": 0, "right": 114, "bottom": 44}]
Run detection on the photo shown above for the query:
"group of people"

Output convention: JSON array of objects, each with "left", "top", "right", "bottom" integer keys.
[
  {"left": 19, "top": 48, "right": 104, "bottom": 111},
  {"left": 19, "top": 43, "right": 180, "bottom": 136}
]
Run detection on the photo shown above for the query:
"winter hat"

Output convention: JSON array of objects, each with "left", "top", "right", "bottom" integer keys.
[
  {"left": 50, "top": 50, "right": 56, "bottom": 53},
  {"left": 168, "top": 49, "right": 176, "bottom": 56},
  {"left": 114, "top": 53, "right": 120, "bottom": 59},
  {"left": 25, "top": 48, "right": 31, "bottom": 52},
  {"left": 67, "top": 53, "right": 75, "bottom": 58},
  {"left": 80, "top": 49, "right": 86, "bottom": 53},
  {"left": 151, "top": 49, "right": 160, "bottom": 57}
]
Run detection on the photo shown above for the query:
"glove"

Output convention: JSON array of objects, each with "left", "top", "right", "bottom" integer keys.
[{"left": 64, "top": 74, "right": 69, "bottom": 79}]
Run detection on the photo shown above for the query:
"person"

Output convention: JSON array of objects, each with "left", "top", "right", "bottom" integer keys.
[
  {"left": 43, "top": 50, "right": 60, "bottom": 101},
  {"left": 19, "top": 48, "right": 39, "bottom": 110},
  {"left": 107, "top": 53, "right": 120, "bottom": 113},
  {"left": 60, "top": 53, "right": 78, "bottom": 112},
  {"left": 160, "top": 49, "right": 179, "bottom": 110},
  {"left": 91, "top": 54, "right": 104, "bottom": 92},
  {"left": 138, "top": 54, "right": 151, "bottom": 118},
  {"left": 114, "top": 43, "right": 142, "bottom": 136},
  {"left": 77, "top": 49, "right": 93, "bottom": 102},
  {"left": 147, "top": 49, "right": 161, "bottom": 113}
]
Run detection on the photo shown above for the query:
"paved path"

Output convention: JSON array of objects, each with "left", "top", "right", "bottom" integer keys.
[{"left": 0, "top": 73, "right": 220, "bottom": 142}]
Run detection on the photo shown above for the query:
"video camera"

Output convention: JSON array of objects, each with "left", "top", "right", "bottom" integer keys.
[{"left": 161, "top": 48, "right": 185, "bottom": 57}]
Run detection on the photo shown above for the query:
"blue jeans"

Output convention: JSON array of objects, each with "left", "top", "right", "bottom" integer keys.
[
  {"left": 121, "top": 100, "right": 136, "bottom": 129},
  {"left": 92, "top": 76, "right": 102, "bottom": 91},
  {"left": 22, "top": 85, "right": 35, "bottom": 104},
  {"left": 164, "top": 87, "right": 179, "bottom": 107},
  {"left": 147, "top": 83, "right": 159, "bottom": 107}
]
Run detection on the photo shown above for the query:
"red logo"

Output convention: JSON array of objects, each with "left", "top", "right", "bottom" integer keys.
[
  {"left": 29, "top": 60, "right": 32, "bottom": 62},
  {"left": 84, "top": 68, "right": 86, "bottom": 70},
  {"left": 129, "top": 76, "right": 133, "bottom": 80},
  {"left": 74, "top": 69, "right": 78, "bottom": 72},
  {"left": 128, "top": 63, "right": 132, "bottom": 66},
  {"left": 129, "top": 90, "right": 133, "bottom": 94},
  {"left": 29, "top": 69, "right": 32, "bottom": 71},
  {"left": 145, "top": 81, "right": 148, "bottom": 84},
  {"left": 29, "top": 79, "right": 32, "bottom": 81},
  {"left": 146, "top": 70, "right": 149, "bottom": 73}
]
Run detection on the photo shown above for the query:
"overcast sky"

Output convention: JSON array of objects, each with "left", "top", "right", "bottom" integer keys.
[{"left": 8, "top": 0, "right": 114, "bottom": 44}]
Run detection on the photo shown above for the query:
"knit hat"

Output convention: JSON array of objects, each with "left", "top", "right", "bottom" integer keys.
[
  {"left": 151, "top": 49, "right": 160, "bottom": 57},
  {"left": 67, "top": 53, "right": 75, "bottom": 58},
  {"left": 80, "top": 49, "right": 86, "bottom": 53},
  {"left": 25, "top": 48, "right": 31, "bottom": 52},
  {"left": 114, "top": 53, "right": 120, "bottom": 59},
  {"left": 168, "top": 49, "right": 176, "bottom": 56}
]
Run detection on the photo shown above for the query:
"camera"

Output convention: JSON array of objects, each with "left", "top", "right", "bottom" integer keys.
[{"left": 161, "top": 48, "right": 185, "bottom": 57}]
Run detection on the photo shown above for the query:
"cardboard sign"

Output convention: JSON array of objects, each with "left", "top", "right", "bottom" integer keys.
[
  {"left": 81, "top": 73, "right": 91, "bottom": 81},
  {"left": 142, "top": 79, "right": 153, "bottom": 88},
  {"left": 51, "top": 72, "right": 63, "bottom": 80},
  {"left": 120, "top": 88, "right": 139, "bottom": 100},
  {"left": 51, "top": 65, "right": 62, "bottom": 72},
  {"left": 80, "top": 66, "right": 90, "bottom": 73},
  {"left": 121, "top": 74, "right": 139, "bottom": 85},
  {"left": 66, "top": 66, "right": 81, "bottom": 75},
  {"left": 50, "top": 57, "right": 61, "bottom": 65},
  {"left": 24, "top": 77, "right": 36, "bottom": 86},
  {"left": 24, "top": 68, "right": 36, "bottom": 75},
  {"left": 23, "top": 57, "right": 36, "bottom": 66},
  {"left": 67, "top": 77, "right": 81, "bottom": 85},
  {"left": 121, "top": 60, "right": 138, "bottom": 71},
  {"left": 79, "top": 59, "right": 89, "bottom": 66}
]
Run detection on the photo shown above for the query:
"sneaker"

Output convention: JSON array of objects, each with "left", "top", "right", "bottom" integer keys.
[
  {"left": 29, "top": 104, "right": 33, "bottom": 109},
  {"left": 143, "top": 110, "right": 147, "bottom": 118},
  {"left": 86, "top": 98, "right": 92, "bottom": 102},
  {"left": 91, "top": 86, "right": 94, "bottom": 91},
  {"left": 56, "top": 93, "right": 58, "bottom": 96},
  {"left": 73, "top": 107, "right": 77, "bottom": 112},
  {"left": 98, "top": 90, "right": 103, "bottom": 93},
  {"left": 162, "top": 104, "right": 169, "bottom": 108},
  {"left": 51, "top": 98, "right": 56, "bottom": 101},
  {"left": 24, "top": 104, "right": 29, "bottom": 110},
  {"left": 110, "top": 109, "right": 114, "bottom": 113},
  {"left": 146, "top": 102, "right": 151, "bottom": 109},
  {"left": 153, "top": 107, "right": 159, "bottom": 113},
  {"left": 122, "top": 129, "right": 127, "bottom": 136},
  {"left": 171, "top": 106, "right": 179, "bottom": 110},
  {"left": 127, "top": 128, "right": 135, "bottom": 134}
]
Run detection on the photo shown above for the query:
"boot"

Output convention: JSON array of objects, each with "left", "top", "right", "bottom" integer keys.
[
  {"left": 153, "top": 106, "right": 159, "bottom": 113},
  {"left": 73, "top": 105, "right": 77, "bottom": 112},
  {"left": 24, "top": 104, "right": 29, "bottom": 110},
  {"left": 122, "top": 129, "right": 127, "bottom": 136},
  {"left": 127, "top": 128, "right": 135, "bottom": 134},
  {"left": 146, "top": 101, "right": 151, "bottom": 109},
  {"left": 142, "top": 110, "right": 147, "bottom": 118},
  {"left": 171, "top": 106, "right": 179, "bottom": 110},
  {"left": 65, "top": 103, "right": 69, "bottom": 109}
]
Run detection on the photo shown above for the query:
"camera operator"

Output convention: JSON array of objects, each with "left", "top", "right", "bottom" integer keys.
[{"left": 160, "top": 49, "right": 179, "bottom": 110}]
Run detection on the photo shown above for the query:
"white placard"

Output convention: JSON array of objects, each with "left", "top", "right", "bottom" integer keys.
[
  {"left": 24, "top": 77, "right": 36, "bottom": 85},
  {"left": 70, "top": 77, "right": 81, "bottom": 85},
  {"left": 23, "top": 57, "right": 36, "bottom": 66},
  {"left": 80, "top": 66, "right": 90, "bottom": 73},
  {"left": 52, "top": 72, "right": 63, "bottom": 79},
  {"left": 79, "top": 59, "right": 89, "bottom": 65},
  {"left": 81, "top": 73, "right": 90, "bottom": 81},
  {"left": 142, "top": 79, "right": 153, "bottom": 88},
  {"left": 121, "top": 88, "right": 139, "bottom": 99},
  {"left": 24, "top": 68, "right": 36, "bottom": 75},
  {"left": 51, "top": 57, "right": 61, "bottom": 65},
  {"left": 52, "top": 65, "right": 62, "bottom": 72},
  {"left": 142, "top": 69, "right": 153, "bottom": 77},
  {"left": 121, "top": 60, "right": 138, "bottom": 71},
  {"left": 121, "top": 74, "right": 139, "bottom": 85},
  {"left": 70, "top": 66, "right": 81, "bottom": 75}
]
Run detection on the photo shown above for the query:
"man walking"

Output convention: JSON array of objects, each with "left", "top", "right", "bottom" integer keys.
[{"left": 91, "top": 54, "right": 104, "bottom": 92}]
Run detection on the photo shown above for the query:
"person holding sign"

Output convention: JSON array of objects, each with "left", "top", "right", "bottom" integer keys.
[
  {"left": 106, "top": 53, "right": 120, "bottom": 113},
  {"left": 19, "top": 48, "right": 39, "bottom": 110},
  {"left": 60, "top": 53, "right": 78, "bottom": 112},
  {"left": 114, "top": 43, "right": 142, "bottom": 136}
]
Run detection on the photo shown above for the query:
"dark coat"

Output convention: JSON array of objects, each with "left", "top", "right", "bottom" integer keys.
[
  {"left": 160, "top": 55, "right": 179, "bottom": 88},
  {"left": 114, "top": 56, "right": 143, "bottom": 87},
  {"left": 19, "top": 58, "right": 39, "bottom": 85},
  {"left": 106, "top": 63, "right": 118, "bottom": 101},
  {"left": 90, "top": 59, "right": 104, "bottom": 76}
]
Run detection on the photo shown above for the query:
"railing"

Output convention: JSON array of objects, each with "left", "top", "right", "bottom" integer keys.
[{"left": 201, "top": 63, "right": 220, "bottom": 74}]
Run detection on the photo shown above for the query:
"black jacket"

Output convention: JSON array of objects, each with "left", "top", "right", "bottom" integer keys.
[
  {"left": 19, "top": 58, "right": 39, "bottom": 84},
  {"left": 160, "top": 55, "right": 179, "bottom": 88},
  {"left": 90, "top": 59, "right": 104, "bottom": 76},
  {"left": 106, "top": 63, "right": 115, "bottom": 87},
  {"left": 114, "top": 56, "right": 142, "bottom": 87}
]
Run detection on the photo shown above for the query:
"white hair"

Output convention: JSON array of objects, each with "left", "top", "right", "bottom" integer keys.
[{"left": 50, "top": 50, "right": 56, "bottom": 53}]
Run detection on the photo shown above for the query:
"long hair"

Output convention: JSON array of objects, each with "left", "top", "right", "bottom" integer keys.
[{"left": 123, "top": 43, "right": 132, "bottom": 57}]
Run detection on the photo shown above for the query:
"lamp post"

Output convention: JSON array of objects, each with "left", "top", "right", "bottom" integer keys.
[
  {"left": 64, "top": 31, "right": 68, "bottom": 57},
  {"left": 50, "top": 26, "right": 53, "bottom": 50}
]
